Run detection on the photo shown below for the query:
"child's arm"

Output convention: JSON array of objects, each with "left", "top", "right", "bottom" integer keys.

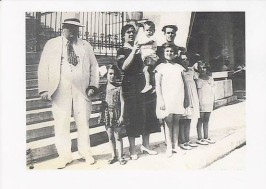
[
  {"left": 118, "top": 88, "right": 125, "bottom": 124},
  {"left": 155, "top": 71, "right": 165, "bottom": 110}
]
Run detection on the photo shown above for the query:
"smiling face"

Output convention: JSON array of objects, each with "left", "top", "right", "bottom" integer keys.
[
  {"left": 164, "top": 47, "right": 176, "bottom": 62},
  {"left": 63, "top": 24, "right": 79, "bottom": 42},
  {"left": 123, "top": 26, "right": 136, "bottom": 43},
  {"left": 164, "top": 28, "right": 176, "bottom": 43}
]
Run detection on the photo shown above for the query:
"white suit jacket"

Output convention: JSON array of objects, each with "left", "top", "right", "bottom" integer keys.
[{"left": 38, "top": 36, "right": 99, "bottom": 100}]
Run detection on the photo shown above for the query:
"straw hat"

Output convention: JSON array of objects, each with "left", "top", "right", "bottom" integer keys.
[{"left": 62, "top": 18, "right": 84, "bottom": 27}]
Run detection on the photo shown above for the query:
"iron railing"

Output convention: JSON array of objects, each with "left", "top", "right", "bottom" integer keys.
[{"left": 26, "top": 12, "right": 126, "bottom": 57}]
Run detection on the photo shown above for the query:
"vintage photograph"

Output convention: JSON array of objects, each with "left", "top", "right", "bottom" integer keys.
[{"left": 25, "top": 11, "right": 246, "bottom": 170}]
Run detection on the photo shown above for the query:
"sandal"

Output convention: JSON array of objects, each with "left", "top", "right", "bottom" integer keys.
[
  {"left": 108, "top": 157, "right": 118, "bottom": 164},
  {"left": 118, "top": 158, "right": 127, "bottom": 165},
  {"left": 204, "top": 138, "right": 216, "bottom": 144},
  {"left": 180, "top": 143, "right": 192, "bottom": 150},
  {"left": 187, "top": 141, "right": 198, "bottom": 147},
  {"left": 196, "top": 139, "right": 209, "bottom": 145}
]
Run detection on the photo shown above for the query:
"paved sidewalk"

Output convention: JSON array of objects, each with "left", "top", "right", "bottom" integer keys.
[{"left": 34, "top": 101, "right": 246, "bottom": 170}]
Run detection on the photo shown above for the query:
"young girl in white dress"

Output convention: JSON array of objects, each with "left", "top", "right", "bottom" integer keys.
[{"left": 155, "top": 43, "right": 185, "bottom": 157}]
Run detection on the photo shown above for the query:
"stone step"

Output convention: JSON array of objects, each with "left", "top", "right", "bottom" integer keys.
[
  {"left": 26, "top": 87, "right": 103, "bottom": 100},
  {"left": 26, "top": 71, "right": 108, "bottom": 84},
  {"left": 214, "top": 95, "right": 238, "bottom": 109},
  {"left": 234, "top": 90, "right": 246, "bottom": 99},
  {"left": 26, "top": 79, "right": 38, "bottom": 89},
  {"left": 26, "top": 108, "right": 100, "bottom": 125},
  {"left": 26, "top": 88, "right": 39, "bottom": 99},
  {"left": 26, "top": 98, "right": 102, "bottom": 111},
  {"left": 26, "top": 71, "right": 38, "bottom": 80},
  {"left": 27, "top": 131, "right": 109, "bottom": 164},
  {"left": 26, "top": 64, "right": 38, "bottom": 72},
  {"left": 26, "top": 52, "right": 41, "bottom": 65},
  {"left": 27, "top": 121, "right": 105, "bottom": 143}
]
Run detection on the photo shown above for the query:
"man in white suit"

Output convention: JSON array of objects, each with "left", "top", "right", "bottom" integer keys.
[{"left": 38, "top": 18, "right": 99, "bottom": 168}]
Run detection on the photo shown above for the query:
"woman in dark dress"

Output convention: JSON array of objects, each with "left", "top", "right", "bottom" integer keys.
[{"left": 117, "top": 24, "right": 160, "bottom": 160}]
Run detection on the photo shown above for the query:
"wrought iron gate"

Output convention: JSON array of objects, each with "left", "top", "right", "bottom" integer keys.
[{"left": 26, "top": 12, "right": 126, "bottom": 57}]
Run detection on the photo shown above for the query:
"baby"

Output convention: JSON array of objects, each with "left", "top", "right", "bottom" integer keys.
[{"left": 137, "top": 21, "right": 159, "bottom": 93}]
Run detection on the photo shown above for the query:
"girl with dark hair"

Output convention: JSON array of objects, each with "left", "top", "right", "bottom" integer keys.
[
  {"left": 179, "top": 53, "right": 200, "bottom": 150},
  {"left": 155, "top": 43, "right": 185, "bottom": 157},
  {"left": 195, "top": 62, "right": 216, "bottom": 145},
  {"left": 99, "top": 65, "right": 127, "bottom": 165}
]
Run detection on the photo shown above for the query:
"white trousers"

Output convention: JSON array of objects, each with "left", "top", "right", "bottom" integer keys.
[{"left": 52, "top": 63, "right": 92, "bottom": 160}]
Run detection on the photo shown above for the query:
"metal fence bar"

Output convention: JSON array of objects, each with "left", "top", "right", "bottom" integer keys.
[
  {"left": 98, "top": 12, "right": 100, "bottom": 50},
  {"left": 44, "top": 14, "right": 47, "bottom": 41},
  {"left": 49, "top": 13, "right": 52, "bottom": 39},
  {"left": 54, "top": 13, "right": 57, "bottom": 37},
  {"left": 82, "top": 12, "right": 85, "bottom": 39},
  {"left": 105, "top": 12, "right": 108, "bottom": 55},
  {"left": 59, "top": 12, "right": 62, "bottom": 36}
]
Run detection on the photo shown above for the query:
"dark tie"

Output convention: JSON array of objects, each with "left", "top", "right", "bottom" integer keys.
[{"left": 67, "top": 41, "right": 78, "bottom": 66}]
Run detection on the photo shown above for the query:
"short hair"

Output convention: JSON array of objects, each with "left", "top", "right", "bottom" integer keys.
[
  {"left": 180, "top": 51, "right": 189, "bottom": 60},
  {"left": 162, "top": 43, "right": 178, "bottom": 53},
  {"left": 121, "top": 24, "right": 136, "bottom": 38},
  {"left": 143, "top": 21, "right": 155, "bottom": 30},
  {"left": 162, "top": 25, "right": 178, "bottom": 33}
]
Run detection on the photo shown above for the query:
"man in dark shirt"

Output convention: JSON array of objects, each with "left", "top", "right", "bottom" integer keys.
[{"left": 156, "top": 25, "right": 186, "bottom": 65}]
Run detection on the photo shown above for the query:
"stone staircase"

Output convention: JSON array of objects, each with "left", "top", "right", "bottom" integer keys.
[{"left": 26, "top": 52, "right": 115, "bottom": 166}]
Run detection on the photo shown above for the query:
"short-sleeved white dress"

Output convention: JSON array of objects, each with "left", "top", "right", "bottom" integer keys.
[
  {"left": 155, "top": 63, "right": 185, "bottom": 119},
  {"left": 196, "top": 76, "right": 215, "bottom": 112}
]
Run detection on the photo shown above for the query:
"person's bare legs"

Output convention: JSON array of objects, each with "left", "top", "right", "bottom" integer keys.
[
  {"left": 106, "top": 128, "right": 117, "bottom": 163},
  {"left": 141, "top": 134, "right": 158, "bottom": 155},
  {"left": 202, "top": 112, "right": 215, "bottom": 144},
  {"left": 164, "top": 114, "right": 174, "bottom": 157},
  {"left": 203, "top": 112, "right": 211, "bottom": 139},
  {"left": 173, "top": 114, "right": 181, "bottom": 151},
  {"left": 128, "top": 136, "right": 138, "bottom": 160},
  {"left": 196, "top": 112, "right": 209, "bottom": 145},
  {"left": 179, "top": 119, "right": 186, "bottom": 144},
  {"left": 141, "top": 66, "right": 152, "bottom": 93},
  {"left": 114, "top": 128, "right": 127, "bottom": 164},
  {"left": 197, "top": 112, "right": 204, "bottom": 140},
  {"left": 184, "top": 119, "right": 191, "bottom": 143}
]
